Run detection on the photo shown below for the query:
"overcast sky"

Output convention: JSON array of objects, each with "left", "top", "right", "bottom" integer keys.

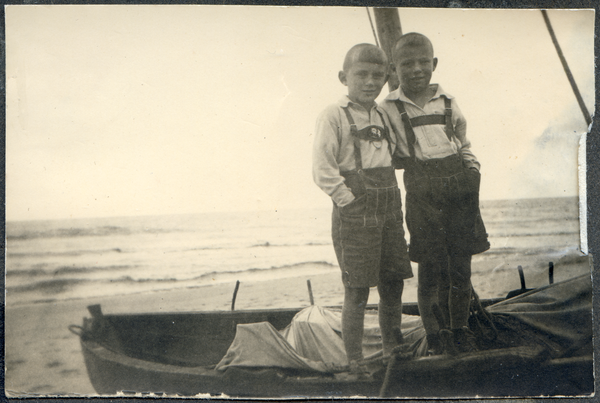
[{"left": 6, "top": 6, "right": 594, "bottom": 221}]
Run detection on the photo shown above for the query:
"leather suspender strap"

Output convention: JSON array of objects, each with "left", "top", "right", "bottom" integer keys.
[
  {"left": 342, "top": 106, "right": 357, "bottom": 130},
  {"left": 342, "top": 107, "right": 364, "bottom": 171},
  {"left": 394, "top": 101, "right": 417, "bottom": 160},
  {"left": 442, "top": 96, "right": 464, "bottom": 162},
  {"left": 342, "top": 106, "right": 394, "bottom": 172},
  {"left": 395, "top": 97, "right": 455, "bottom": 160},
  {"left": 443, "top": 96, "right": 454, "bottom": 142},
  {"left": 375, "top": 109, "right": 395, "bottom": 158},
  {"left": 409, "top": 114, "right": 446, "bottom": 128}
]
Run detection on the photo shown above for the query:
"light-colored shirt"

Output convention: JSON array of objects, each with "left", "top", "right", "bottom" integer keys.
[
  {"left": 313, "top": 96, "right": 396, "bottom": 207},
  {"left": 380, "top": 84, "right": 480, "bottom": 170}
]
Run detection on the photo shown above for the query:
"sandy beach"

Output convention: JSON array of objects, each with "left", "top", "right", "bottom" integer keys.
[{"left": 5, "top": 253, "right": 591, "bottom": 397}]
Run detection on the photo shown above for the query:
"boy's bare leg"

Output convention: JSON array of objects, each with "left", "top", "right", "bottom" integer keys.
[
  {"left": 377, "top": 278, "right": 404, "bottom": 356},
  {"left": 417, "top": 260, "right": 442, "bottom": 335},
  {"left": 448, "top": 254, "right": 472, "bottom": 329},
  {"left": 342, "top": 286, "right": 370, "bottom": 363},
  {"left": 447, "top": 254, "right": 477, "bottom": 352},
  {"left": 437, "top": 259, "right": 451, "bottom": 329},
  {"left": 419, "top": 260, "right": 456, "bottom": 355}
]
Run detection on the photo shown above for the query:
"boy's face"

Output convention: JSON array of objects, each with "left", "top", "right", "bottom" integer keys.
[
  {"left": 394, "top": 44, "right": 437, "bottom": 95},
  {"left": 339, "top": 62, "right": 387, "bottom": 110}
]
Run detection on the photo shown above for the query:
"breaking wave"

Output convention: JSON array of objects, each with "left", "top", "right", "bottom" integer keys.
[
  {"left": 6, "top": 248, "right": 125, "bottom": 258},
  {"left": 7, "top": 261, "right": 337, "bottom": 296},
  {"left": 6, "top": 265, "right": 136, "bottom": 277},
  {"left": 6, "top": 225, "right": 185, "bottom": 241}
]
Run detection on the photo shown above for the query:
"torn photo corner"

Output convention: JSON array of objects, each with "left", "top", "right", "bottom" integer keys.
[{"left": 4, "top": 5, "right": 595, "bottom": 399}]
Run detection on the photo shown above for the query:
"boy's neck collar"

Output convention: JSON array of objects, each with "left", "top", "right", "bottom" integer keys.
[
  {"left": 392, "top": 84, "right": 445, "bottom": 106},
  {"left": 402, "top": 84, "right": 437, "bottom": 104},
  {"left": 343, "top": 95, "right": 378, "bottom": 111}
]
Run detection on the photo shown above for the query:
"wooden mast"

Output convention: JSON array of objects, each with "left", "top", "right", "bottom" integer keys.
[{"left": 373, "top": 8, "right": 403, "bottom": 92}]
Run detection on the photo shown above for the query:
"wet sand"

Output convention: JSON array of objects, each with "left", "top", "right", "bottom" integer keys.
[{"left": 5, "top": 254, "right": 591, "bottom": 397}]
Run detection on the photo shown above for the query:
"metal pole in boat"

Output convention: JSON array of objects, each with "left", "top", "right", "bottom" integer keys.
[
  {"left": 372, "top": 8, "right": 403, "bottom": 92},
  {"left": 541, "top": 9, "right": 592, "bottom": 127},
  {"left": 231, "top": 280, "right": 240, "bottom": 311},
  {"left": 549, "top": 262, "right": 554, "bottom": 284},
  {"left": 518, "top": 265, "right": 526, "bottom": 290},
  {"left": 307, "top": 279, "right": 315, "bottom": 305},
  {"left": 506, "top": 265, "right": 535, "bottom": 298}
]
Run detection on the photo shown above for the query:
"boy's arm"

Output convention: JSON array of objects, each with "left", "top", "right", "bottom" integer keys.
[
  {"left": 453, "top": 101, "right": 481, "bottom": 171},
  {"left": 312, "top": 108, "right": 355, "bottom": 207}
]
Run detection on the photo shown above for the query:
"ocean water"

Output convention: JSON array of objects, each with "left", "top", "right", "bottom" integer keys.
[{"left": 5, "top": 197, "right": 584, "bottom": 306}]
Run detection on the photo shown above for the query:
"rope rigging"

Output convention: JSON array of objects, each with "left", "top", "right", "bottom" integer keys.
[{"left": 365, "top": 8, "right": 380, "bottom": 48}]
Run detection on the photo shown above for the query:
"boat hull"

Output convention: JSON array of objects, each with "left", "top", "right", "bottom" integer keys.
[
  {"left": 80, "top": 336, "right": 384, "bottom": 397},
  {"left": 77, "top": 305, "right": 386, "bottom": 396},
  {"left": 381, "top": 348, "right": 593, "bottom": 397},
  {"left": 75, "top": 299, "right": 592, "bottom": 397},
  {"left": 81, "top": 335, "right": 592, "bottom": 397}
]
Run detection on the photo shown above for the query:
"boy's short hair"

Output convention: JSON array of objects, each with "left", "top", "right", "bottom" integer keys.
[
  {"left": 392, "top": 33, "right": 434, "bottom": 63},
  {"left": 343, "top": 43, "right": 388, "bottom": 72}
]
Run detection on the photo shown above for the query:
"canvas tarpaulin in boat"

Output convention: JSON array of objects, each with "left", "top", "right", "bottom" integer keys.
[
  {"left": 215, "top": 274, "right": 591, "bottom": 372},
  {"left": 215, "top": 305, "right": 423, "bottom": 372},
  {"left": 485, "top": 273, "right": 592, "bottom": 356}
]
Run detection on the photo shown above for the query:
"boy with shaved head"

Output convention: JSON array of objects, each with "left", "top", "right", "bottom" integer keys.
[
  {"left": 381, "top": 33, "right": 489, "bottom": 355},
  {"left": 313, "top": 43, "right": 413, "bottom": 373}
]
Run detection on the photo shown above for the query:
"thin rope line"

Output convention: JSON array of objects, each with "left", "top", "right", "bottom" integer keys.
[
  {"left": 541, "top": 9, "right": 591, "bottom": 127},
  {"left": 366, "top": 8, "right": 380, "bottom": 47}
]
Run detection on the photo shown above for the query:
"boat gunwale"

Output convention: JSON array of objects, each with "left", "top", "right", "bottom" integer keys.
[{"left": 84, "top": 298, "right": 505, "bottom": 320}]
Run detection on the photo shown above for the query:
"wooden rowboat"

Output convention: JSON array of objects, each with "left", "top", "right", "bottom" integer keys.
[{"left": 70, "top": 273, "right": 593, "bottom": 398}]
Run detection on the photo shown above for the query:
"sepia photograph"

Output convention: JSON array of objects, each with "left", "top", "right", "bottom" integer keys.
[{"left": 4, "top": 5, "right": 595, "bottom": 398}]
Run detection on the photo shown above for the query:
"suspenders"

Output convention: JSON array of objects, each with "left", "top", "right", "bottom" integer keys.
[
  {"left": 342, "top": 107, "right": 394, "bottom": 171},
  {"left": 394, "top": 96, "right": 454, "bottom": 160}
]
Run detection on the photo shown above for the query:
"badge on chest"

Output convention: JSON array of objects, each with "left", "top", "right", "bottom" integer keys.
[{"left": 353, "top": 125, "right": 387, "bottom": 148}]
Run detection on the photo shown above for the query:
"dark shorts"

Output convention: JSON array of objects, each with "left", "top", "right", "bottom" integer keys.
[
  {"left": 332, "top": 186, "right": 414, "bottom": 288},
  {"left": 404, "top": 155, "right": 490, "bottom": 263}
]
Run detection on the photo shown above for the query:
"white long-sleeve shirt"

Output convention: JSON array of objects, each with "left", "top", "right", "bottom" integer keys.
[
  {"left": 312, "top": 96, "right": 397, "bottom": 207},
  {"left": 380, "top": 84, "right": 480, "bottom": 171}
]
